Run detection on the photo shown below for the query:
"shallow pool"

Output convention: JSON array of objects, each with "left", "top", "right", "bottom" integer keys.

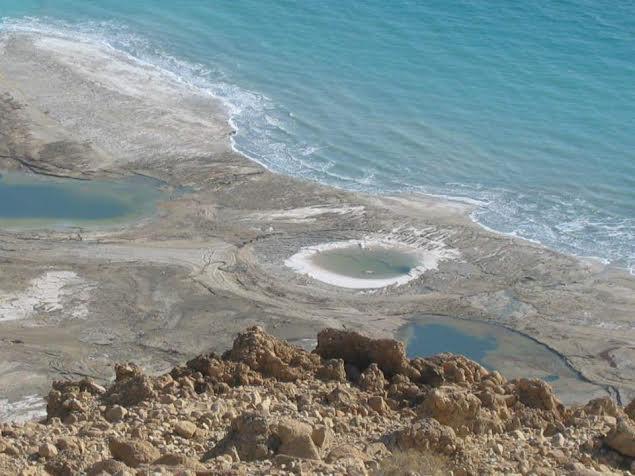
[
  {"left": 0, "top": 172, "right": 164, "bottom": 228},
  {"left": 310, "top": 246, "right": 419, "bottom": 280},
  {"left": 401, "top": 315, "right": 606, "bottom": 404}
]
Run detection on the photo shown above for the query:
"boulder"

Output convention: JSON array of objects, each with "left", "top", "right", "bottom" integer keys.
[
  {"left": 584, "top": 397, "right": 619, "bottom": 417},
  {"left": 104, "top": 364, "right": 156, "bottom": 407},
  {"left": 513, "top": 379, "right": 563, "bottom": 416},
  {"left": 38, "top": 443, "right": 58, "bottom": 458},
  {"left": 223, "top": 326, "right": 322, "bottom": 381},
  {"left": 207, "top": 412, "right": 273, "bottom": 461},
  {"left": 108, "top": 438, "right": 160, "bottom": 468},
  {"left": 153, "top": 453, "right": 206, "bottom": 470},
  {"left": 271, "top": 418, "right": 320, "bottom": 460},
  {"left": 417, "top": 386, "right": 503, "bottom": 435},
  {"left": 87, "top": 459, "right": 132, "bottom": 476},
  {"left": 314, "top": 328, "right": 418, "bottom": 378},
  {"left": 625, "top": 398, "right": 635, "bottom": 420},
  {"left": 605, "top": 417, "right": 635, "bottom": 457},
  {"left": 358, "top": 363, "right": 387, "bottom": 393},
  {"left": 395, "top": 417, "right": 457, "bottom": 455},
  {"left": 104, "top": 405, "right": 128, "bottom": 423},
  {"left": 174, "top": 420, "right": 197, "bottom": 439}
]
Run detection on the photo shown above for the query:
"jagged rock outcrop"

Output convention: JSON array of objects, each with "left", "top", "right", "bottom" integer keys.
[
  {"left": 315, "top": 328, "right": 419, "bottom": 379},
  {"left": 1, "top": 326, "right": 634, "bottom": 475},
  {"left": 104, "top": 363, "right": 156, "bottom": 407}
]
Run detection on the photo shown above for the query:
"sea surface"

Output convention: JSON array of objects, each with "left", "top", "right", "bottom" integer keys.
[{"left": 1, "top": 1, "right": 633, "bottom": 272}]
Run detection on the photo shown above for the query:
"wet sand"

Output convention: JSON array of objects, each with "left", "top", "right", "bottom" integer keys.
[{"left": 0, "top": 32, "right": 634, "bottom": 418}]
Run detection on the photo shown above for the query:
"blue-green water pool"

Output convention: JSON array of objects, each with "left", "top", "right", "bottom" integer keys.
[
  {"left": 0, "top": 172, "right": 164, "bottom": 228},
  {"left": 400, "top": 315, "right": 607, "bottom": 403}
]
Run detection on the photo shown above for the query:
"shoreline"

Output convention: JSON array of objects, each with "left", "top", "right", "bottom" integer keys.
[
  {"left": 3, "top": 18, "right": 631, "bottom": 276},
  {"left": 0, "top": 30, "right": 634, "bottom": 418}
]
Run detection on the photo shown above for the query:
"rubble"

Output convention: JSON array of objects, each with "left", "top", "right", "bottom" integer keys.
[{"left": 0, "top": 326, "right": 633, "bottom": 475}]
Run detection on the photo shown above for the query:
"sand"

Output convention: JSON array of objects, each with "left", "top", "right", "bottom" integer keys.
[{"left": 0, "top": 31, "right": 633, "bottom": 420}]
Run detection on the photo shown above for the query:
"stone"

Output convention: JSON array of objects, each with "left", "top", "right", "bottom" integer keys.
[
  {"left": 174, "top": 420, "right": 197, "bottom": 439},
  {"left": 105, "top": 405, "right": 128, "bottom": 422},
  {"left": 108, "top": 438, "right": 160, "bottom": 468},
  {"left": 325, "top": 444, "right": 368, "bottom": 464},
  {"left": 271, "top": 417, "right": 320, "bottom": 460},
  {"left": 624, "top": 398, "right": 635, "bottom": 420},
  {"left": 604, "top": 417, "right": 635, "bottom": 457},
  {"left": 104, "top": 364, "right": 156, "bottom": 407},
  {"left": 38, "top": 443, "right": 58, "bottom": 458},
  {"left": 153, "top": 453, "right": 205, "bottom": 470},
  {"left": 552, "top": 432, "right": 565, "bottom": 447},
  {"left": 314, "top": 328, "right": 418, "bottom": 378},
  {"left": 358, "top": 363, "right": 387, "bottom": 393},
  {"left": 86, "top": 459, "right": 132, "bottom": 476},
  {"left": 222, "top": 326, "right": 322, "bottom": 382},
  {"left": 311, "top": 425, "right": 333, "bottom": 449},
  {"left": 513, "top": 379, "right": 563, "bottom": 416},
  {"left": 584, "top": 397, "right": 619, "bottom": 417},
  {"left": 394, "top": 417, "right": 457, "bottom": 455},
  {"left": 367, "top": 396, "right": 388, "bottom": 414},
  {"left": 207, "top": 412, "right": 272, "bottom": 461}
]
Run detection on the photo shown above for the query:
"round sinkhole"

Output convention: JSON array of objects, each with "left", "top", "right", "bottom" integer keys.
[
  {"left": 284, "top": 240, "right": 435, "bottom": 289},
  {"left": 310, "top": 245, "right": 418, "bottom": 280}
]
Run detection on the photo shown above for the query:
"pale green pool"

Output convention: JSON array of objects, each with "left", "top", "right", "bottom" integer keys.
[
  {"left": 309, "top": 246, "right": 419, "bottom": 280},
  {"left": 0, "top": 171, "right": 165, "bottom": 228}
]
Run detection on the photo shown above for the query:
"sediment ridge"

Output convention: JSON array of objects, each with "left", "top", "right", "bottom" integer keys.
[{"left": 1, "top": 326, "right": 634, "bottom": 475}]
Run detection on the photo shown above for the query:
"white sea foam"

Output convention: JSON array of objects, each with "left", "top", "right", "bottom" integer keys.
[
  {"left": 285, "top": 233, "right": 459, "bottom": 289},
  {"left": 0, "top": 271, "right": 94, "bottom": 322}
]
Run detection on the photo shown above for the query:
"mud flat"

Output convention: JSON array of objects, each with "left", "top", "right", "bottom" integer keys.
[{"left": 0, "top": 31, "right": 634, "bottom": 420}]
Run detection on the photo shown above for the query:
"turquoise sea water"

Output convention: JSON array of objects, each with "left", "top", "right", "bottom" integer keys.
[{"left": 1, "top": 1, "right": 633, "bottom": 271}]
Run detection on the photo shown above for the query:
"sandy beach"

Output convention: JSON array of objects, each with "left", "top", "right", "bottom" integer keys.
[{"left": 0, "top": 31, "right": 634, "bottom": 421}]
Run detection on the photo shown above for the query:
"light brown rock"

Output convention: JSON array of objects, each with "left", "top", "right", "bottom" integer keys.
[
  {"left": 108, "top": 438, "right": 160, "bottom": 468},
  {"left": 38, "top": 443, "right": 58, "bottom": 458},
  {"left": 315, "top": 328, "right": 418, "bottom": 378},
  {"left": 311, "top": 425, "right": 333, "bottom": 449},
  {"left": 174, "top": 420, "right": 197, "bottom": 439},
  {"left": 272, "top": 417, "right": 320, "bottom": 460},
  {"left": 395, "top": 417, "right": 457, "bottom": 455},
  {"left": 105, "top": 405, "right": 128, "bottom": 422},
  {"left": 154, "top": 453, "right": 206, "bottom": 470},
  {"left": 86, "top": 458, "right": 132, "bottom": 476},
  {"left": 605, "top": 417, "right": 635, "bottom": 457}
]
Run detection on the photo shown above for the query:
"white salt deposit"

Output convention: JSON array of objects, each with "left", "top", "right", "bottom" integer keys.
[
  {"left": 0, "top": 271, "right": 94, "bottom": 322},
  {"left": 285, "top": 233, "right": 459, "bottom": 289},
  {"left": 251, "top": 205, "right": 365, "bottom": 223},
  {"left": 0, "top": 394, "right": 46, "bottom": 423}
]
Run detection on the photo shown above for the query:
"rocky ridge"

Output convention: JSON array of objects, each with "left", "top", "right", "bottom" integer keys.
[{"left": 0, "top": 326, "right": 634, "bottom": 475}]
